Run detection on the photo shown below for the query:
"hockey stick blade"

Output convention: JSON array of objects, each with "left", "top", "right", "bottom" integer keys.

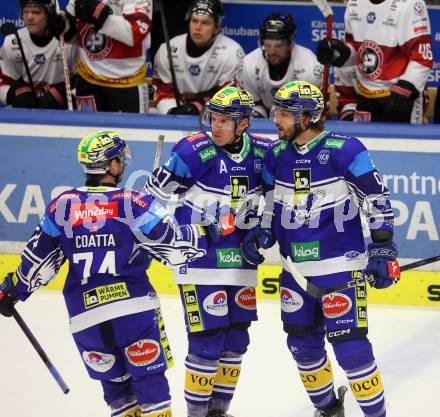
[
  {"left": 153, "top": 135, "right": 165, "bottom": 171},
  {"left": 0, "top": 22, "right": 18, "bottom": 37},
  {"left": 311, "top": 0, "right": 333, "bottom": 18},
  {"left": 12, "top": 307, "right": 70, "bottom": 394}
]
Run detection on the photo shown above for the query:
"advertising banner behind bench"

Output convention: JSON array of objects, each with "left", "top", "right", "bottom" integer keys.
[{"left": 1, "top": 1, "right": 439, "bottom": 87}]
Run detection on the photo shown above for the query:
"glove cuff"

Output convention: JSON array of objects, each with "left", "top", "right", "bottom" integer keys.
[{"left": 390, "top": 80, "right": 419, "bottom": 101}]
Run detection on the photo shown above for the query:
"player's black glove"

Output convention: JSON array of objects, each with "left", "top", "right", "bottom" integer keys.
[
  {"left": 6, "top": 80, "right": 38, "bottom": 108},
  {"left": 316, "top": 39, "right": 351, "bottom": 67},
  {"left": 47, "top": 12, "right": 77, "bottom": 41},
  {"left": 385, "top": 79, "right": 419, "bottom": 123},
  {"left": 0, "top": 273, "right": 18, "bottom": 317},
  {"left": 75, "top": 0, "right": 113, "bottom": 31},
  {"left": 167, "top": 103, "right": 200, "bottom": 115},
  {"left": 37, "top": 82, "right": 67, "bottom": 109}
]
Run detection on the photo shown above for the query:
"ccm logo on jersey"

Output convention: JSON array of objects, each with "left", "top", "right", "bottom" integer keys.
[{"left": 70, "top": 202, "right": 119, "bottom": 227}]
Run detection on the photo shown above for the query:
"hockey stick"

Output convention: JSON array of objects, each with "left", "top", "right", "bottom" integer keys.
[
  {"left": 11, "top": 307, "right": 70, "bottom": 394},
  {"left": 284, "top": 254, "right": 440, "bottom": 298},
  {"left": 311, "top": 0, "right": 333, "bottom": 114},
  {"left": 157, "top": 0, "right": 181, "bottom": 106},
  {"left": 53, "top": 0, "right": 74, "bottom": 110},
  {"left": 0, "top": 22, "right": 38, "bottom": 107},
  {"left": 153, "top": 134, "right": 165, "bottom": 170}
]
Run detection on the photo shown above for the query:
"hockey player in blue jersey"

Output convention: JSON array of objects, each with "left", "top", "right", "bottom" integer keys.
[
  {"left": 0, "top": 130, "right": 221, "bottom": 417},
  {"left": 145, "top": 86, "right": 274, "bottom": 417},
  {"left": 241, "top": 81, "right": 400, "bottom": 417}
]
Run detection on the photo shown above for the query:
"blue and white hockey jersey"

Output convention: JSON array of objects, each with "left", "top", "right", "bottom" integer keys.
[
  {"left": 12, "top": 186, "right": 209, "bottom": 333},
  {"left": 145, "top": 131, "right": 274, "bottom": 286},
  {"left": 262, "top": 132, "right": 394, "bottom": 277}
]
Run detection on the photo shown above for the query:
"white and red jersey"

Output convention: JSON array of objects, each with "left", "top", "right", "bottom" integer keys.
[
  {"left": 153, "top": 33, "right": 245, "bottom": 114},
  {"left": 0, "top": 28, "right": 77, "bottom": 105},
  {"left": 344, "top": 0, "right": 432, "bottom": 95},
  {"left": 66, "top": 0, "right": 152, "bottom": 87},
  {"left": 238, "top": 44, "right": 323, "bottom": 117}
]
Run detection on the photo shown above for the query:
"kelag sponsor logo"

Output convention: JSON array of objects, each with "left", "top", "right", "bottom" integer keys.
[
  {"left": 291, "top": 241, "right": 320, "bottom": 262},
  {"left": 203, "top": 291, "right": 228, "bottom": 316},
  {"left": 198, "top": 146, "right": 216, "bottom": 162},
  {"left": 216, "top": 248, "right": 242, "bottom": 267}
]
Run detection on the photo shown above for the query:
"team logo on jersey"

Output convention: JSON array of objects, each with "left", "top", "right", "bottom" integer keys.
[
  {"left": 366, "top": 12, "right": 376, "bottom": 24},
  {"left": 280, "top": 287, "right": 303, "bottom": 313},
  {"left": 322, "top": 293, "right": 352, "bottom": 318},
  {"left": 125, "top": 339, "right": 161, "bottom": 366},
  {"left": 34, "top": 53, "right": 45, "bottom": 65},
  {"left": 82, "top": 27, "right": 113, "bottom": 59},
  {"left": 189, "top": 64, "right": 201, "bottom": 76},
  {"left": 230, "top": 176, "right": 249, "bottom": 209},
  {"left": 82, "top": 351, "right": 115, "bottom": 372},
  {"left": 235, "top": 287, "right": 257, "bottom": 310},
  {"left": 203, "top": 291, "right": 228, "bottom": 316},
  {"left": 254, "top": 159, "right": 263, "bottom": 173},
  {"left": 317, "top": 150, "right": 330, "bottom": 164},
  {"left": 357, "top": 40, "right": 384, "bottom": 80}
]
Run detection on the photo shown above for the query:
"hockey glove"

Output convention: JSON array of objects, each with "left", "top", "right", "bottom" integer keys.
[
  {"left": 6, "top": 80, "right": 37, "bottom": 108},
  {"left": 385, "top": 80, "right": 419, "bottom": 123},
  {"left": 47, "top": 12, "right": 77, "bottom": 41},
  {"left": 37, "top": 82, "right": 67, "bottom": 109},
  {"left": 200, "top": 205, "right": 236, "bottom": 244},
  {"left": 75, "top": 0, "right": 112, "bottom": 31},
  {"left": 168, "top": 103, "right": 201, "bottom": 116},
  {"left": 316, "top": 39, "right": 351, "bottom": 67},
  {"left": 0, "top": 273, "right": 18, "bottom": 317},
  {"left": 241, "top": 225, "right": 275, "bottom": 266},
  {"left": 364, "top": 241, "right": 400, "bottom": 289}
]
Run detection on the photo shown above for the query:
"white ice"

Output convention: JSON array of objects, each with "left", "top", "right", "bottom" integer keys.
[{"left": 1, "top": 292, "right": 439, "bottom": 417}]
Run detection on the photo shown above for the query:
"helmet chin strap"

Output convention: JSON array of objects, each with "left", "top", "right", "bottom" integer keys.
[{"left": 289, "top": 115, "right": 309, "bottom": 142}]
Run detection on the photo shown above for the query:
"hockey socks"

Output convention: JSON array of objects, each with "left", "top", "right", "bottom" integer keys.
[
  {"left": 297, "top": 356, "right": 337, "bottom": 410},
  {"left": 185, "top": 354, "right": 219, "bottom": 417},
  {"left": 346, "top": 362, "right": 385, "bottom": 417},
  {"left": 140, "top": 400, "right": 172, "bottom": 417},
  {"left": 210, "top": 354, "right": 243, "bottom": 412}
]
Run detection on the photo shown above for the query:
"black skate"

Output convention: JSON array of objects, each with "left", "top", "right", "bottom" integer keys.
[
  {"left": 313, "top": 386, "right": 347, "bottom": 417},
  {"left": 206, "top": 411, "right": 234, "bottom": 417}
]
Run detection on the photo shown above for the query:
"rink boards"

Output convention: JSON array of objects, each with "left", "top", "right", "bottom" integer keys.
[{"left": 0, "top": 109, "right": 439, "bottom": 307}]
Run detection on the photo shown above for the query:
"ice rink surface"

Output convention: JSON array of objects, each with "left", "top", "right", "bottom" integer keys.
[{"left": 2, "top": 292, "right": 439, "bottom": 417}]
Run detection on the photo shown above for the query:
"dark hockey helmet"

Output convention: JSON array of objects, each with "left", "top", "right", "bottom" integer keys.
[
  {"left": 259, "top": 12, "right": 296, "bottom": 44},
  {"left": 271, "top": 81, "right": 324, "bottom": 123},
  {"left": 187, "top": 0, "right": 225, "bottom": 26},
  {"left": 20, "top": 0, "right": 55, "bottom": 15},
  {"left": 77, "top": 131, "right": 132, "bottom": 175}
]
